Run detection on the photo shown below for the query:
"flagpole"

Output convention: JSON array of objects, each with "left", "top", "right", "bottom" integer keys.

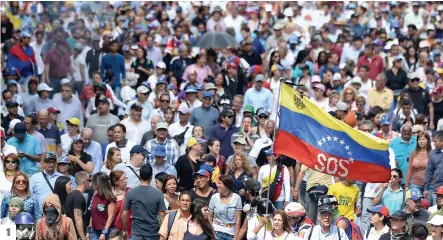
[{"left": 263, "top": 79, "right": 284, "bottom": 237}]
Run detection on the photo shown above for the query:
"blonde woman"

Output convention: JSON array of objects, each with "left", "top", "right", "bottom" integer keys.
[
  {"left": 229, "top": 153, "right": 253, "bottom": 197},
  {"left": 101, "top": 147, "right": 122, "bottom": 175},
  {"left": 340, "top": 86, "right": 359, "bottom": 111}
]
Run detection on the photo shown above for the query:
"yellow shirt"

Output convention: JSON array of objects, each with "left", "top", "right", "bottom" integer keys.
[
  {"left": 301, "top": 165, "right": 333, "bottom": 191},
  {"left": 327, "top": 182, "right": 359, "bottom": 221},
  {"left": 368, "top": 87, "right": 394, "bottom": 112}
]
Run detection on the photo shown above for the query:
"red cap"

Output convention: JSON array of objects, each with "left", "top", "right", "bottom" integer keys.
[
  {"left": 249, "top": 65, "right": 262, "bottom": 75},
  {"left": 421, "top": 198, "right": 429, "bottom": 210},
  {"left": 227, "top": 62, "right": 239, "bottom": 69},
  {"left": 432, "top": 86, "right": 443, "bottom": 95},
  {"left": 435, "top": 186, "right": 443, "bottom": 195},
  {"left": 230, "top": 56, "right": 240, "bottom": 65},
  {"left": 48, "top": 107, "right": 61, "bottom": 114},
  {"left": 0, "top": 129, "right": 5, "bottom": 138}
]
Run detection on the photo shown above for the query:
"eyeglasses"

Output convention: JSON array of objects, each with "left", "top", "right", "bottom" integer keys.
[
  {"left": 259, "top": 115, "right": 268, "bottom": 119},
  {"left": 391, "top": 175, "right": 399, "bottom": 178},
  {"left": 160, "top": 100, "right": 169, "bottom": 103},
  {"left": 118, "top": 177, "right": 128, "bottom": 182},
  {"left": 58, "top": 163, "right": 69, "bottom": 166},
  {"left": 225, "top": 115, "right": 234, "bottom": 119},
  {"left": 5, "top": 160, "right": 17, "bottom": 164},
  {"left": 411, "top": 79, "right": 420, "bottom": 82},
  {"left": 15, "top": 180, "right": 26, "bottom": 185}
]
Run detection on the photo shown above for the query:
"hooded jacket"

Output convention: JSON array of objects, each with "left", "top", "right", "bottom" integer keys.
[{"left": 35, "top": 194, "right": 77, "bottom": 240}]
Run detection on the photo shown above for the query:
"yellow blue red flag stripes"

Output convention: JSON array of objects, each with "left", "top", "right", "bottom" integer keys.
[{"left": 274, "top": 84, "right": 391, "bottom": 183}]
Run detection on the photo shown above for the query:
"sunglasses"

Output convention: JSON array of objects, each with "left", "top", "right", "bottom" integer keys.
[
  {"left": 15, "top": 180, "right": 26, "bottom": 185},
  {"left": 411, "top": 78, "right": 420, "bottom": 82},
  {"left": 5, "top": 160, "right": 17, "bottom": 164},
  {"left": 259, "top": 115, "right": 268, "bottom": 119},
  {"left": 160, "top": 100, "right": 169, "bottom": 103},
  {"left": 225, "top": 115, "right": 234, "bottom": 119},
  {"left": 58, "top": 163, "right": 69, "bottom": 166}
]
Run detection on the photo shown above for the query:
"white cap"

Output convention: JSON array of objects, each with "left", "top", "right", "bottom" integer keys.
[
  {"left": 9, "top": 119, "right": 21, "bottom": 131},
  {"left": 283, "top": 7, "right": 294, "bottom": 17},
  {"left": 427, "top": 215, "right": 443, "bottom": 225},
  {"left": 156, "top": 61, "right": 166, "bottom": 69},
  {"left": 178, "top": 104, "right": 192, "bottom": 114},
  {"left": 137, "top": 85, "right": 150, "bottom": 94},
  {"left": 351, "top": 76, "right": 363, "bottom": 85},
  {"left": 60, "top": 78, "right": 71, "bottom": 85},
  {"left": 419, "top": 40, "right": 431, "bottom": 48},
  {"left": 333, "top": 73, "right": 341, "bottom": 81},
  {"left": 265, "top": 3, "right": 273, "bottom": 12},
  {"left": 339, "top": 63, "right": 346, "bottom": 69},
  {"left": 37, "top": 82, "right": 53, "bottom": 92}
]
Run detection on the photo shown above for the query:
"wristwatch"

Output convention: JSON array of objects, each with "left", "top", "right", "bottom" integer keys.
[{"left": 102, "top": 229, "right": 109, "bottom": 235}]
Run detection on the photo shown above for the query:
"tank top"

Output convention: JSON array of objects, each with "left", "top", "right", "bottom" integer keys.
[{"left": 183, "top": 221, "right": 208, "bottom": 240}]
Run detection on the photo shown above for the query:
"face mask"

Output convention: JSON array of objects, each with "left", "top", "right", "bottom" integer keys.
[{"left": 44, "top": 207, "right": 59, "bottom": 226}]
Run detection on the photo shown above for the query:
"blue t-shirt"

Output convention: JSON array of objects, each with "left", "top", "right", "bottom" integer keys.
[
  {"left": 389, "top": 136, "right": 417, "bottom": 183},
  {"left": 7, "top": 134, "right": 41, "bottom": 176}
]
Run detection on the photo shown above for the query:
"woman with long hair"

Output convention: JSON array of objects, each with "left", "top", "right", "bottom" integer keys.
[
  {"left": 265, "top": 210, "right": 297, "bottom": 239},
  {"left": 252, "top": 109, "right": 269, "bottom": 138},
  {"left": 162, "top": 175, "right": 180, "bottom": 211},
  {"left": 0, "top": 153, "right": 20, "bottom": 201},
  {"left": 405, "top": 132, "right": 432, "bottom": 193},
  {"left": 87, "top": 173, "right": 116, "bottom": 240},
  {"left": 61, "top": 118, "right": 80, "bottom": 155},
  {"left": 229, "top": 153, "right": 252, "bottom": 197},
  {"left": 269, "top": 50, "right": 282, "bottom": 72},
  {"left": 208, "top": 175, "right": 242, "bottom": 240},
  {"left": 101, "top": 147, "right": 122, "bottom": 175},
  {"left": 364, "top": 206, "right": 391, "bottom": 240},
  {"left": 54, "top": 176, "right": 72, "bottom": 214},
  {"left": 404, "top": 46, "right": 418, "bottom": 74},
  {"left": 292, "top": 49, "right": 314, "bottom": 82},
  {"left": 313, "top": 51, "right": 328, "bottom": 74},
  {"left": 183, "top": 54, "right": 213, "bottom": 85},
  {"left": 431, "top": 86, "right": 443, "bottom": 129},
  {"left": 110, "top": 170, "right": 132, "bottom": 238},
  {"left": 175, "top": 199, "right": 216, "bottom": 240},
  {"left": 207, "top": 138, "right": 227, "bottom": 174},
  {"left": 0, "top": 171, "right": 39, "bottom": 220},
  {"left": 68, "top": 136, "right": 93, "bottom": 175}
]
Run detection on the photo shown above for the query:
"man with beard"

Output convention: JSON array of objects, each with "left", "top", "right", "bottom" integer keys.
[
  {"left": 404, "top": 189, "right": 430, "bottom": 225},
  {"left": 1, "top": 100, "right": 24, "bottom": 134}
]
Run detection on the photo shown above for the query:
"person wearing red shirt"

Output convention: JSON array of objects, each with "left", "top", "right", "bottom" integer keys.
[{"left": 357, "top": 44, "right": 384, "bottom": 80}]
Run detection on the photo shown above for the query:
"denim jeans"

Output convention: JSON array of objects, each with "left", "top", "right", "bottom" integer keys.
[
  {"left": 89, "top": 229, "right": 114, "bottom": 240},
  {"left": 130, "top": 235, "right": 159, "bottom": 240},
  {"left": 410, "top": 184, "right": 424, "bottom": 194},
  {"left": 73, "top": 81, "right": 84, "bottom": 96},
  {"left": 300, "top": 181, "right": 307, "bottom": 208},
  {"left": 215, "top": 231, "right": 234, "bottom": 240},
  {"left": 113, "top": 85, "right": 122, "bottom": 100},
  {"left": 49, "top": 77, "right": 64, "bottom": 98}
]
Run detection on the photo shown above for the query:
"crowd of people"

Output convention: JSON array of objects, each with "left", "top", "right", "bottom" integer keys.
[{"left": 1, "top": 1, "right": 443, "bottom": 240}]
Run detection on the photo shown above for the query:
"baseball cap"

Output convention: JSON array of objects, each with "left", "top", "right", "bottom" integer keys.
[
  {"left": 242, "top": 38, "right": 253, "bottom": 46},
  {"left": 9, "top": 119, "right": 21, "bottom": 132},
  {"left": 311, "top": 75, "right": 321, "bottom": 83},
  {"left": 289, "top": 34, "right": 299, "bottom": 44},
  {"left": 178, "top": 104, "right": 192, "bottom": 114},
  {"left": 200, "top": 154, "right": 216, "bottom": 164},
  {"left": 156, "top": 62, "right": 166, "bottom": 69},
  {"left": 380, "top": 113, "right": 391, "bottom": 126},
  {"left": 249, "top": 65, "right": 262, "bottom": 75},
  {"left": 333, "top": 73, "right": 341, "bottom": 81},
  {"left": 285, "top": 202, "right": 306, "bottom": 217},
  {"left": 271, "top": 65, "right": 284, "bottom": 72},
  {"left": 157, "top": 76, "right": 167, "bottom": 85},
  {"left": 412, "top": 124, "right": 424, "bottom": 134},
  {"left": 130, "top": 145, "right": 149, "bottom": 156},
  {"left": 244, "top": 178, "right": 261, "bottom": 192},
  {"left": 255, "top": 74, "right": 265, "bottom": 82},
  {"left": 44, "top": 153, "right": 58, "bottom": 162},
  {"left": 233, "top": 138, "right": 247, "bottom": 145},
  {"left": 428, "top": 215, "right": 443, "bottom": 226},
  {"left": 14, "top": 122, "right": 27, "bottom": 139},
  {"left": 202, "top": 91, "right": 213, "bottom": 98},
  {"left": 185, "top": 85, "right": 199, "bottom": 93},
  {"left": 66, "top": 118, "right": 81, "bottom": 127},
  {"left": 19, "top": 31, "right": 32, "bottom": 39},
  {"left": 137, "top": 85, "right": 150, "bottom": 94},
  {"left": 434, "top": 186, "right": 443, "bottom": 195},
  {"left": 264, "top": 148, "right": 274, "bottom": 155},
  {"left": 243, "top": 105, "right": 255, "bottom": 113},
  {"left": 204, "top": 83, "right": 217, "bottom": 91},
  {"left": 37, "top": 83, "right": 53, "bottom": 92},
  {"left": 227, "top": 62, "right": 239, "bottom": 69},
  {"left": 350, "top": 76, "right": 363, "bottom": 85},
  {"left": 187, "top": 137, "right": 206, "bottom": 148},
  {"left": 318, "top": 204, "right": 334, "bottom": 214},
  {"left": 6, "top": 100, "right": 19, "bottom": 108},
  {"left": 48, "top": 107, "right": 61, "bottom": 114},
  {"left": 193, "top": 169, "right": 210, "bottom": 178},
  {"left": 93, "top": 83, "right": 107, "bottom": 92},
  {"left": 367, "top": 205, "right": 390, "bottom": 218},
  {"left": 58, "top": 155, "right": 70, "bottom": 164},
  {"left": 221, "top": 108, "right": 235, "bottom": 117},
  {"left": 313, "top": 83, "right": 326, "bottom": 92},
  {"left": 406, "top": 188, "right": 423, "bottom": 201},
  {"left": 155, "top": 122, "right": 168, "bottom": 130},
  {"left": 7, "top": 80, "right": 18, "bottom": 86},
  {"left": 336, "top": 102, "right": 348, "bottom": 111},
  {"left": 60, "top": 78, "right": 71, "bottom": 85},
  {"left": 130, "top": 103, "right": 143, "bottom": 111},
  {"left": 152, "top": 145, "right": 167, "bottom": 157},
  {"left": 394, "top": 55, "right": 404, "bottom": 62},
  {"left": 96, "top": 95, "right": 110, "bottom": 105},
  {"left": 72, "top": 136, "right": 84, "bottom": 144},
  {"left": 389, "top": 211, "right": 407, "bottom": 220}
]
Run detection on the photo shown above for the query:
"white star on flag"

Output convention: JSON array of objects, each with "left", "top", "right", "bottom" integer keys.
[
  {"left": 339, "top": 140, "right": 345, "bottom": 145},
  {"left": 318, "top": 140, "right": 323, "bottom": 146},
  {"left": 349, "top": 157, "right": 354, "bottom": 162},
  {"left": 333, "top": 136, "right": 338, "bottom": 141},
  {"left": 327, "top": 136, "right": 332, "bottom": 141},
  {"left": 322, "top": 137, "right": 326, "bottom": 142},
  {"left": 345, "top": 145, "right": 350, "bottom": 150},
  {"left": 347, "top": 151, "right": 352, "bottom": 155}
]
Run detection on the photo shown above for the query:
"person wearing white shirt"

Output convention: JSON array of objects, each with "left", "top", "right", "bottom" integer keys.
[
  {"left": 224, "top": 8, "right": 245, "bottom": 38},
  {"left": 304, "top": 204, "right": 348, "bottom": 240},
  {"left": 30, "top": 31, "right": 45, "bottom": 77},
  {"left": 0, "top": 128, "right": 17, "bottom": 171},
  {"left": 104, "top": 123, "right": 136, "bottom": 164},
  {"left": 168, "top": 104, "right": 194, "bottom": 155},
  {"left": 121, "top": 103, "right": 150, "bottom": 145},
  {"left": 340, "top": 37, "right": 364, "bottom": 65}
]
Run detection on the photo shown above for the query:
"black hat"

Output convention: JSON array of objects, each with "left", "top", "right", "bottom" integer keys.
[
  {"left": 93, "top": 82, "right": 107, "bottom": 92},
  {"left": 389, "top": 211, "right": 407, "bottom": 220},
  {"left": 96, "top": 95, "right": 110, "bottom": 104},
  {"left": 6, "top": 100, "right": 19, "bottom": 108},
  {"left": 200, "top": 154, "right": 216, "bottom": 165},
  {"left": 44, "top": 153, "right": 58, "bottom": 162},
  {"left": 13, "top": 122, "right": 27, "bottom": 139},
  {"left": 318, "top": 204, "right": 334, "bottom": 214},
  {"left": 244, "top": 179, "right": 261, "bottom": 192},
  {"left": 130, "top": 145, "right": 149, "bottom": 156},
  {"left": 256, "top": 199, "right": 275, "bottom": 216},
  {"left": 221, "top": 108, "right": 235, "bottom": 117}
]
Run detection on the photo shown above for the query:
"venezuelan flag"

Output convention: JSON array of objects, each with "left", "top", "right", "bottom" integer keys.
[{"left": 274, "top": 84, "right": 391, "bottom": 183}]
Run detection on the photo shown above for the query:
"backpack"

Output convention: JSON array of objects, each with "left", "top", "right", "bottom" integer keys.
[{"left": 334, "top": 216, "right": 363, "bottom": 240}]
